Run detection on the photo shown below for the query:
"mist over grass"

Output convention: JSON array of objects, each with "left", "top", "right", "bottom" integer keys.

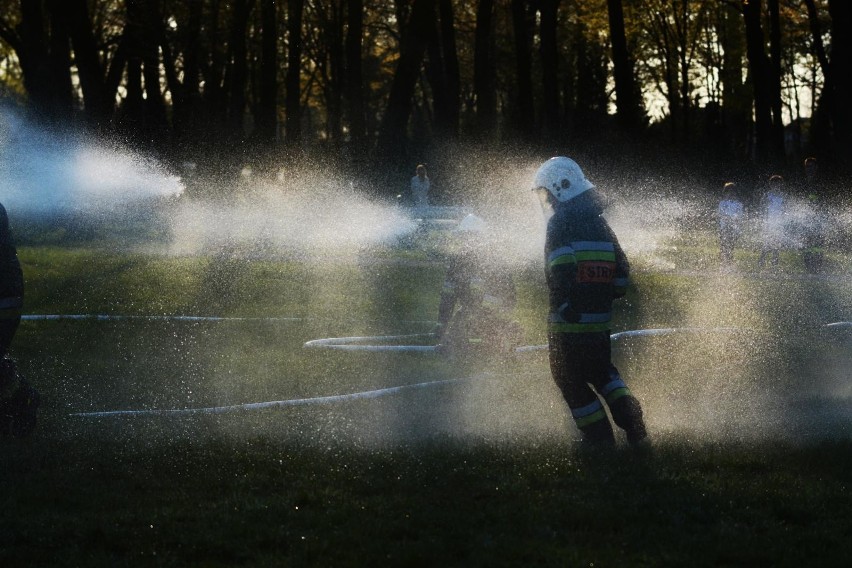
[
  {"left": 4, "top": 107, "right": 852, "bottom": 448},
  {"left": 4, "top": 104, "right": 850, "bottom": 285},
  {"left": 14, "top": 259, "right": 845, "bottom": 565},
  {"left": 3, "top": 111, "right": 852, "bottom": 562},
  {"left": 12, "top": 244, "right": 852, "bottom": 449}
]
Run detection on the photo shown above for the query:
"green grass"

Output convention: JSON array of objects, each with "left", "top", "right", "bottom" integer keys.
[
  {"left": 5, "top": 436, "right": 852, "bottom": 567},
  {"left": 3, "top": 243, "right": 852, "bottom": 566}
]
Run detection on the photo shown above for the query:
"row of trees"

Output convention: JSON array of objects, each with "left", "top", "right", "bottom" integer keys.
[{"left": 0, "top": 1, "right": 849, "bottom": 185}]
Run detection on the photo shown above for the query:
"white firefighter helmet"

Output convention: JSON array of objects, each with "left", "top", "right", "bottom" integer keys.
[
  {"left": 455, "top": 213, "right": 487, "bottom": 233},
  {"left": 532, "top": 157, "right": 594, "bottom": 203}
]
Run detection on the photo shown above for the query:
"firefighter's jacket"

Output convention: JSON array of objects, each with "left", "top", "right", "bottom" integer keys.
[
  {"left": 545, "top": 191, "right": 628, "bottom": 334},
  {"left": 0, "top": 203, "right": 24, "bottom": 313}
]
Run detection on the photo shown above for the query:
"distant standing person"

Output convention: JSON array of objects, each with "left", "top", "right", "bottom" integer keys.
[
  {"left": 0, "top": 202, "right": 39, "bottom": 438},
  {"left": 410, "top": 164, "right": 430, "bottom": 207},
  {"left": 532, "top": 157, "right": 648, "bottom": 448},
  {"left": 718, "top": 182, "right": 744, "bottom": 270},
  {"left": 758, "top": 175, "right": 786, "bottom": 270}
]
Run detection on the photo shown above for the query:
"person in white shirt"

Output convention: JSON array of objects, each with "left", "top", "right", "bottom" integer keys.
[
  {"left": 718, "top": 182, "right": 744, "bottom": 269},
  {"left": 410, "top": 164, "right": 430, "bottom": 207}
]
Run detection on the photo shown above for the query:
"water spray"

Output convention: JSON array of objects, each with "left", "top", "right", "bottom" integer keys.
[
  {"left": 68, "top": 326, "right": 758, "bottom": 419},
  {"left": 22, "top": 314, "right": 306, "bottom": 323},
  {"left": 69, "top": 372, "right": 496, "bottom": 418},
  {"left": 0, "top": 107, "right": 184, "bottom": 216},
  {"left": 302, "top": 326, "right": 754, "bottom": 353}
]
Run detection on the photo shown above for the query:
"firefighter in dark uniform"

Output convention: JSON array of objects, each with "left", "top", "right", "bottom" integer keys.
[
  {"left": 435, "top": 214, "right": 520, "bottom": 357},
  {"left": 0, "top": 201, "right": 39, "bottom": 438},
  {"left": 532, "top": 157, "right": 647, "bottom": 447}
]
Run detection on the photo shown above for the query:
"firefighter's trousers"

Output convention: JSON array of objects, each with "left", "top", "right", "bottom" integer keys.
[{"left": 548, "top": 331, "right": 647, "bottom": 445}]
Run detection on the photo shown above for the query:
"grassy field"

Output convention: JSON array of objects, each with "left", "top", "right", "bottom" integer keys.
[{"left": 3, "top": 235, "right": 852, "bottom": 566}]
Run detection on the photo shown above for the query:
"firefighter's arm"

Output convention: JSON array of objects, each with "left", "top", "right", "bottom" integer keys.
[{"left": 547, "top": 246, "right": 579, "bottom": 322}]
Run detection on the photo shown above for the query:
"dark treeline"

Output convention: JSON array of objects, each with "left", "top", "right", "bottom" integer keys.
[{"left": 0, "top": 0, "right": 849, "bottom": 195}]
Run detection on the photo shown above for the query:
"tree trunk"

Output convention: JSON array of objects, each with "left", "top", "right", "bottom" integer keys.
[
  {"left": 118, "top": 5, "right": 142, "bottom": 134},
  {"left": 803, "top": 0, "right": 831, "bottom": 157},
  {"left": 423, "top": 1, "right": 450, "bottom": 137},
  {"left": 742, "top": 0, "right": 774, "bottom": 164},
  {"left": 767, "top": 0, "right": 785, "bottom": 158},
  {"left": 257, "top": 0, "right": 279, "bottom": 145},
  {"left": 677, "top": 0, "right": 692, "bottom": 141},
  {"left": 285, "top": 0, "right": 305, "bottom": 145},
  {"left": 510, "top": 0, "right": 535, "bottom": 140},
  {"left": 325, "top": 1, "right": 345, "bottom": 145},
  {"left": 803, "top": 0, "right": 829, "bottom": 74},
  {"left": 205, "top": 0, "right": 228, "bottom": 131},
  {"left": 45, "top": 2, "right": 73, "bottom": 120},
  {"left": 167, "top": 0, "right": 202, "bottom": 149},
  {"left": 376, "top": 0, "right": 433, "bottom": 162},
  {"left": 226, "top": 0, "right": 252, "bottom": 142},
  {"left": 16, "top": 0, "right": 72, "bottom": 123},
  {"left": 574, "top": 19, "right": 608, "bottom": 124},
  {"left": 117, "top": 0, "right": 169, "bottom": 143},
  {"left": 647, "top": 6, "right": 679, "bottom": 140},
  {"left": 539, "top": 0, "right": 561, "bottom": 141},
  {"left": 123, "top": 53, "right": 144, "bottom": 134},
  {"left": 720, "top": 3, "right": 749, "bottom": 158},
  {"left": 437, "top": 0, "right": 460, "bottom": 137},
  {"left": 143, "top": 4, "right": 168, "bottom": 140},
  {"left": 606, "top": 0, "right": 642, "bottom": 130},
  {"left": 345, "top": 0, "right": 365, "bottom": 146},
  {"left": 827, "top": 0, "right": 852, "bottom": 170},
  {"left": 53, "top": 0, "right": 108, "bottom": 126},
  {"left": 473, "top": 0, "right": 496, "bottom": 137},
  {"left": 104, "top": 39, "right": 128, "bottom": 109}
]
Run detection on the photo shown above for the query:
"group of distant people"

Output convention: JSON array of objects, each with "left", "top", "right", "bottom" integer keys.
[{"left": 717, "top": 157, "right": 829, "bottom": 273}]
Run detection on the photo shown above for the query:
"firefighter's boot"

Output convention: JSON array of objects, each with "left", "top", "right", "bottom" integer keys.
[
  {"left": 578, "top": 417, "right": 616, "bottom": 447},
  {"left": 609, "top": 395, "right": 648, "bottom": 445}
]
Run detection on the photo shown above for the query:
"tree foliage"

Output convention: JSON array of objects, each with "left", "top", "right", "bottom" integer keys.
[{"left": 0, "top": 0, "right": 847, "bottom": 183}]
